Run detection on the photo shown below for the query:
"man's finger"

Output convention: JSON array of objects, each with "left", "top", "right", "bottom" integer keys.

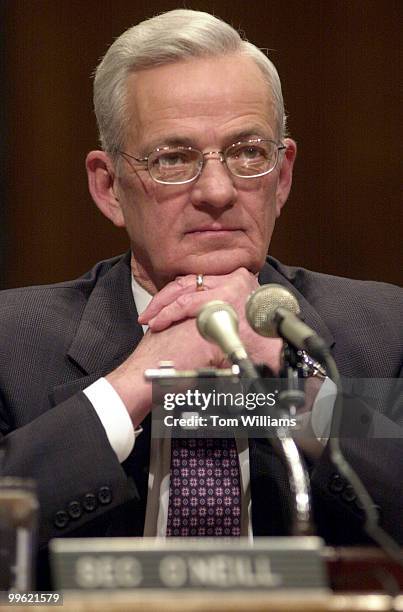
[
  {"left": 139, "top": 268, "right": 252, "bottom": 323},
  {"left": 148, "top": 289, "right": 225, "bottom": 331},
  {"left": 139, "top": 274, "right": 220, "bottom": 322}
]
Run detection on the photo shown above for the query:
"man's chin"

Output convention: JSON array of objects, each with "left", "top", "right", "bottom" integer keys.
[{"left": 169, "top": 252, "right": 263, "bottom": 278}]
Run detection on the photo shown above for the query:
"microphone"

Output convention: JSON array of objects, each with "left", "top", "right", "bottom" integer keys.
[
  {"left": 197, "top": 300, "right": 258, "bottom": 379},
  {"left": 198, "top": 300, "right": 314, "bottom": 535},
  {"left": 246, "top": 284, "right": 329, "bottom": 361}
]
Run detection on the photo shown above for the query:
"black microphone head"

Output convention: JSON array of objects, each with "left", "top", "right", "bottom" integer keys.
[{"left": 246, "top": 284, "right": 300, "bottom": 337}]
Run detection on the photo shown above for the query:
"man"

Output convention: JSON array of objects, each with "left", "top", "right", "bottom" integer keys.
[{"left": 0, "top": 9, "right": 402, "bottom": 580}]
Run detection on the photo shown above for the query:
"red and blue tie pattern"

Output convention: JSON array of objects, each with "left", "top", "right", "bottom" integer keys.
[{"left": 166, "top": 437, "right": 241, "bottom": 537}]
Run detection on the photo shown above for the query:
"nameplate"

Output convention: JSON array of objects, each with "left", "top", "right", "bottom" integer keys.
[{"left": 50, "top": 537, "right": 328, "bottom": 591}]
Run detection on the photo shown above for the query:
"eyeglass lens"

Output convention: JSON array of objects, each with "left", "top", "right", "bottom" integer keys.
[{"left": 148, "top": 141, "right": 279, "bottom": 183}]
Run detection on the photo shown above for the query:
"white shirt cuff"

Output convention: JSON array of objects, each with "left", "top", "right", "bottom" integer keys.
[{"left": 83, "top": 377, "right": 139, "bottom": 462}]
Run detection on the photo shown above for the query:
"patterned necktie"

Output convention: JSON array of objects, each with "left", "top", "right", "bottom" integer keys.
[{"left": 166, "top": 437, "right": 241, "bottom": 537}]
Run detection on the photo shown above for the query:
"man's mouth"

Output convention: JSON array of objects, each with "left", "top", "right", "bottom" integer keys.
[{"left": 186, "top": 224, "right": 242, "bottom": 235}]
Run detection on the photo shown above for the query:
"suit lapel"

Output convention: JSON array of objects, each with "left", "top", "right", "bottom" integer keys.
[
  {"left": 50, "top": 252, "right": 144, "bottom": 404},
  {"left": 67, "top": 252, "right": 143, "bottom": 373},
  {"left": 258, "top": 259, "right": 335, "bottom": 349}
]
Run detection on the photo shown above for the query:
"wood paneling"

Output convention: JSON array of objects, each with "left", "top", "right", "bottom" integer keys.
[{"left": 3, "top": 1, "right": 402, "bottom": 288}]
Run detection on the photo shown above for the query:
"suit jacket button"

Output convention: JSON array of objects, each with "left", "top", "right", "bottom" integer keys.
[
  {"left": 98, "top": 486, "right": 112, "bottom": 505},
  {"left": 54, "top": 510, "right": 69, "bottom": 529},
  {"left": 341, "top": 484, "right": 356, "bottom": 503},
  {"left": 68, "top": 500, "right": 82, "bottom": 519},
  {"left": 83, "top": 493, "right": 97, "bottom": 512},
  {"left": 329, "top": 473, "right": 345, "bottom": 493}
]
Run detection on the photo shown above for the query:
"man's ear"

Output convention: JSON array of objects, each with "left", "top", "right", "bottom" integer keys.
[
  {"left": 86, "top": 150, "right": 126, "bottom": 227},
  {"left": 275, "top": 138, "right": 297, "bottom": 217}
]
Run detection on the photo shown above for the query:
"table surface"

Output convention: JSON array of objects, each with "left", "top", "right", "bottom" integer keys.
[{"left": 1, "top": 592, "right": 403, "bottom": 612}]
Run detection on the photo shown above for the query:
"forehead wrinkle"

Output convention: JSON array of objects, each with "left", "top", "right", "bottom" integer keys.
[
  {"left": 124, "top": 56, "right": 277, "bottom": 150},
  {"left": 130, "top": 105, "right": 275, "bottom": 153}
]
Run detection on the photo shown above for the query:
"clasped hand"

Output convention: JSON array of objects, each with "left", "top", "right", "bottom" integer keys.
[
  {"left": 107, "top": 268, "right": 283, "bottom": 426},
  {"left": 138, "top": 267, "right": 282, "bottom": 373}
]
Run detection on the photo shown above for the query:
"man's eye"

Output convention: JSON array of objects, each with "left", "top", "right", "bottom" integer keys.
[
  {"left": 238, "top": 146, "right": 265, "bottom": 160},
  {"left": 155, "top": 152, "right": 189, "bottom": 167}
]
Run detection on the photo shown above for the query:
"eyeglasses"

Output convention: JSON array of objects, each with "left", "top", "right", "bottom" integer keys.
[{"left": 116, "top": 139, "right": 286, "bottom": 185}]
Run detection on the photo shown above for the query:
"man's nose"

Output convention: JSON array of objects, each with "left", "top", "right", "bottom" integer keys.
[{"left": 190, "top": 152, "right": 236, "bottom": 209}]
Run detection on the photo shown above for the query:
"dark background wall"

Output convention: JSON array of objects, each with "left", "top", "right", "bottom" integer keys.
[{"left": 3, "top": 0, "right": 402, "bottom": 289}]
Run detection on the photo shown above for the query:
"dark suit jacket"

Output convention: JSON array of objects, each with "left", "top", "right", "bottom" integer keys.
[{"left": 0, "top": 253, "right": 402, "bottom": 574}]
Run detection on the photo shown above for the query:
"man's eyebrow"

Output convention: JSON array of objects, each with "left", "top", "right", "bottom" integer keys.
[
  {"left": 143, "top": 128, "right": 273, "bottom": 153},
  {"left": 225, "top": 128, "right": 273, "bottom": 143},
  {"left": 144, "top": 136, "right": 195, "bottom": 152}
]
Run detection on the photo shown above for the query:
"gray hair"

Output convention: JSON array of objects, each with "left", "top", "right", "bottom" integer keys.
[{"left": 93, "top": 9, "right": 286, "bottom": 156}]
